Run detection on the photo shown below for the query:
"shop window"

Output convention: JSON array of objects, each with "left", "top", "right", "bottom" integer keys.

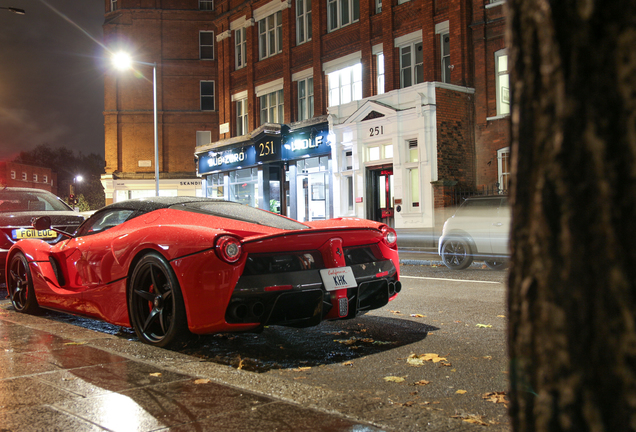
[
  {"left": 409, "top": 168, "right": 420, "bottom": 207},
  {"left": 327, "top": 0, "right": 359, "bottom": 32},
  {"left": 207, "top": 173, "right": 225, "bottom": 199},
  {"left": 296, "top": 156, "right": 329, "bottom": 222},
  {"left": 236, "top": 99, "right": 248, "bottom": 136},
  {"left": 33, "top": 174, "right": 38, "bottom": 182},
  {"left": 200, "top": 81, "right": 215, "bottom": 111},
  {"left": 235, "top": 28, "right": 247, "bottom": 70},
  {"left": 296, "top": 0, "right": 312, "bottom": 45},
  {"left": 199, "top": 0, "right": 214, "bottom": 10},
  {"left": 258, "top": 11, "right": 282, "bottom": 60},
  {"left": 495, "top": 50, "right": 510, "bottom": 116},
  {"left": 196, "top": 131, "right": 211, "bottom": 147},
  {"left": 298, "top": 77, "right": 314, "bottom": 121},
  {"left": 328, "top": 63, "right": 362, "bottom": 107},
  {"left": 407, "top": 139, "right": 418, "bottom": 162},
  {"left": 441, "top": 33, "right": 450, "bottom": 83},
  {"left": 400, "top": 42, "right": 424, "bottom": 88},
  {"left": 260, "top": 89, "right": 284, "bottom": 124},
  {"left": 376, "top": 53, "right": 385, "bottom": 95},
  {"left": 497, "top": 147, "right": 510, "bottom": 191},
  {"left": 200, "top": 31, "right": 214, "bottom": 60},
  {"left": 229, "top": 168, "right": 259, "bottom": 208}
]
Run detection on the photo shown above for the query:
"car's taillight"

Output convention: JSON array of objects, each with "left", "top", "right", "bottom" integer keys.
[
  {"left": 215, "top": 236, "right": 242, "bottom": 263},
  {"left": 381, "top": 226, "right": 397, "bottom": 248}
]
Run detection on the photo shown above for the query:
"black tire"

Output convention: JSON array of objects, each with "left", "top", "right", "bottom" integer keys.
[
  {"left": 7, "top": 252, "right": 42, "bottom": 314},
  {"left": 440, "top": 238, "right": 473, "bottom": 270},
  {"left": 128, "top": 252, "right": 190, "bottom": 348},
  {"left": 484, "top": 259, "right": 507, "bottom": 270}
]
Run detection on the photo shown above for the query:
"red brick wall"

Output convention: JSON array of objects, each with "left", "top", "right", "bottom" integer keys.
[{"left": 0, "top": 162, "right": 57, "bottom": 194}]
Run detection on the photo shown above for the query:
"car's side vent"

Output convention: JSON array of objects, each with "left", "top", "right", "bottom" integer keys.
[
  {"left": 49, "top": 256, "right": 66, "bottom": 286},
  {"left": 243, "top": 251, "right": 324, "bottom": 275}
]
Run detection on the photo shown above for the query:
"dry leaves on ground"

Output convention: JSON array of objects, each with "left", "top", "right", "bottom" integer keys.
[
  {"left": 384, "top": 376, "right": 406, "bottom": 383},
  {"left": 407, "top": 353, "right": 450, "bottom": 366},
  {"left": 451, "top": 414, "right": 489, "bottom": 426},
  {"left": 194, "top": 378, "right": 211, "bottom": 384},
  {"left": 483, "top": 391, "right": 507, "bottom": 404},
  {"left": 149, "top": 372, "right": 162, "bottom": 377}
]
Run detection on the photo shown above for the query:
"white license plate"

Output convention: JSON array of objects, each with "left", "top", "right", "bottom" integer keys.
[{"left": 320, "top": 267, "right": 358, "bottom": 291}]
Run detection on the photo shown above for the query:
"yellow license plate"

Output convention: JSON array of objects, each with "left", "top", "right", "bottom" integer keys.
[{"left": 12, "top": 229, "right": 57, "bottom": 240}]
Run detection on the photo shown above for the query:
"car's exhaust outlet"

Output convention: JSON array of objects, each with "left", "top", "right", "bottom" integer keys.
[
  {"left": 251, "top": 302, "right": 265, "bottom": 318},
  {"left": 388, "top": 282, "right": 395, "bottom": 296},
  {"left": 394, "top": 281, "right": 402, "bottom": 293},
  {"left": 229, "top": 303, "right": 248, "bottom": 320}
]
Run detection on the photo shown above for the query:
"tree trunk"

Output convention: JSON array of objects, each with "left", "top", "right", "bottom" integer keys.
[{"left": 507, "top": 1, "right": 636, "bottom": 431}]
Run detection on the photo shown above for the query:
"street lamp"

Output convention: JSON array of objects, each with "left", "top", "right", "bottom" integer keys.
[
  {"left": 0, "top": 6, "right": 25, "bottom": 15},
  {"left": 112, "top": 51, "right": 160, "bottom": 197}
]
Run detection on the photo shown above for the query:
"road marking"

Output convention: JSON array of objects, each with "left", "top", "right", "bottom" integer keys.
[{"left": 400, "top": 275, "right": 502, "bottom": 285}]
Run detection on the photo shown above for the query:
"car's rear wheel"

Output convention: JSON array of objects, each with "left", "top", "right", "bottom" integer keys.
[
  {"left": 128, "top": 252, "right": 190, "bottom": 348},
  {"left": 441, "top": 238, "right": 473, "bottom": 270},
  {"left": 7, "top": 252, "right": 42, "bottom": 314},
  {"left": 484, "top": 259, "right": 507, "bottom": 270}
]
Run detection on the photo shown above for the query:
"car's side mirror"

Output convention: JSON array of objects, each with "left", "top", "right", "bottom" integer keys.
[{"left": 32, "top": 216, "right": 52, "bottom": 231}]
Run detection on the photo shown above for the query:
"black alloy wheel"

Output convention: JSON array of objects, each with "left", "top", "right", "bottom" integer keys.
[
  {"left": 440, "top": 238, "right": 473, "bottom": 270},
  {"left": 7, "top": 252, "right": 42, "bottom": 314},
  {"left": 128, "top": 252, "right": 189, "bottom": 348},
  {"left": 484, "top": 259, "right": 507, "bottom": 270}
]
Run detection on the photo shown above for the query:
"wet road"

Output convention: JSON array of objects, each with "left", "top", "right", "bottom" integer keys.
[{"left": 1, "top": 263, "right": 510, "bottom": 431}]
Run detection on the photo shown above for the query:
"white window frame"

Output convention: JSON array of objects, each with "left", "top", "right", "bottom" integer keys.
[
  {"left": 235, "top": 28, "right": 247, "bottom": 70},
  {"left": 327, "top": 62, "right": 362, "bottom": 107},
  {"left": 399, "top": 42, "right": 423, "bottom": 88},
  {"left": 258, "top": 11, "right": 283, "bottom": 61},
  {"left": 341, "top": 174, "right": 354, "bottom": 214},
  {"left": 440, "top": 32, "right": 450, "bottom": 83},
  {"left": 21, "top": 172, "right": 27, "bottom": 181},
  {"left": 297, "top": 77, "right": 314, "bottom": 121},
  {"left": 495, "top": 49, "right": 510, "bottom": 116},
  {"left": 200, "top": 31, "right": 215, "bottom": 60},
  {"left": 110, "top": 0, "right": 117, "bottom": 12},
  {"left": 43, "top": 175, "right": 48, "bottom": 184},
  {"left": 296, "top": 0, "right": 312, "bottom": 45},
  {"left": 497, "top": 147, "right": 510, "bottom": 190},
  {"left": 375, "top": 0, "right": 381, "bottom": 14},
  {"left": 10, "top": 170, "right": 16, "bottom": 180},
  {"left": 236, "top": 98, "right": 249, "bottom": 135},
  {"left": 199, "top": 0, "right": 214, "bottom": 11},
  {"left": 376, "top": 52, "right": 385, "bottom": 95},
  {"left": 33, "top": 174, "right": 38, "bottom": 182},
  {"left": 327, "top": 0, "right": 360, "bottom": 32},
  {"left": 196, "top": 131, "right": 212, "bottom": 147},
  {"left": 200, "top": 81, "right": 215, "bottom": 111},
  {"left": 260, "top": 89, "right": 284, "bottom": 124}
]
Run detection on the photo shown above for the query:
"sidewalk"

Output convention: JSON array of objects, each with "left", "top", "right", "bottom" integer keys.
[{"left": 0, "top": 301, "right": 382, "bottom": 432}]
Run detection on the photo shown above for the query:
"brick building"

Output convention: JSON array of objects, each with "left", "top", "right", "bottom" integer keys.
[
  {"left": 102, "top": 0, "right": 509, "bottom": 233},
  {"left": 0, "top": 162, "right": 58, "bottom": 194}
]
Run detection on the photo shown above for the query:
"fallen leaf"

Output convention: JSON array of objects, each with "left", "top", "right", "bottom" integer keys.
[
  {"left": 401, "top": 401, "right": 416, "bottom": 407},
  {"left": 497, "top": 315, "right": 506, "bottom": 318},
  {"left": 476, "top": 324, "right": 493, "bottom": 328},
  {"left": 149, "top": 372, "right": 162, "bottom": 377},
  {"left": 383, "top": 376, "right": 406, "bottom": 383},
  {"left": 63, "top": 342, "right": 87, "bottom": 346},
  {"left": 483, "top": 391, "right": 508, "bottom": 404},
  {"left": 237, "top": 357, "right": 245, "bottom": 370},
  {"left": 389, "top": 310, "right": 402, "bottom": 314},
  {"left": 463, "top": 418, "right": 488, "bottom": 426},
  {"left": 407, "top": 353, "right": 448, "bottom": 366},
  {"left": 194, "top": 379, "right": 211, "bottom": 384},
  {"left": 410, "top": 314, "right": 426, "bottom": 318},
  {"left": 342, "top": 361, "right": 354, "bottom": 366},
  {"left": 456, "top": 390, "right": 467, "bottom": 394},
  {"left": 413, "top": 380, "right": 430, "bottom": 386},
  {"left": 293, "top": 366, "right": 311, "bottom": 371}
]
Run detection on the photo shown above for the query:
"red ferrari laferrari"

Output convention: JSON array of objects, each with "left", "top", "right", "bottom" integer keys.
[{"left": 5, "top": 197, "right": 401, "bottom": 347}]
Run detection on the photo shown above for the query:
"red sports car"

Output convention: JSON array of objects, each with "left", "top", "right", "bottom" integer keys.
[{"left": 5, "top": 197, "right": 401, "bottom": 347}]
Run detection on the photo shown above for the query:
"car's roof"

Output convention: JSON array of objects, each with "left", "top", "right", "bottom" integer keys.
[
  {"left": 102, "top": 196, "right": 217, "bottom": 213},
  {"left": 0, "top": 186, "right": 58, "bottom": 195}
]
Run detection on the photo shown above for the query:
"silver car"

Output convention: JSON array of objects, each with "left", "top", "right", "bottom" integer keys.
[{"left": 438, "top": 196, "right": 510, "bottom": 270}]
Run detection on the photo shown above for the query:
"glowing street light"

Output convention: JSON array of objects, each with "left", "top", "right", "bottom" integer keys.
[
  {"left": 0, "top": 6, "right": 25, "bottom": 15},
  {"left": 112, "top": 51, "right": 159, "bottom": 196}
]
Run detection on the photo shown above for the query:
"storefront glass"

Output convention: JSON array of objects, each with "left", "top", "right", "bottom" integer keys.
[
  {"left": 296, "top": 156, "right": 329, "bottom": 221},
  {"left": 229, "top": 167, "right": 259, "bottom": 208},
  {"left": 207, "top": 173, "right": 225, "bottom": 199}
]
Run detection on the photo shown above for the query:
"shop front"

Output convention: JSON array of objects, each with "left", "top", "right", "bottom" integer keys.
[{"left": 100, "top": 175, "right": 204, "bottom": 204}]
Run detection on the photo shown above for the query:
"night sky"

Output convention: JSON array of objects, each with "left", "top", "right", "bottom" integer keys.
[{"left": 0, "top": 0, "right": 105, "bottom": 161}]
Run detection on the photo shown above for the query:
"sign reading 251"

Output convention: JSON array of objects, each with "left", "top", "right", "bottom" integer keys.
[{"left": 255, "top": 137, "right": 281, "bottom": 162}]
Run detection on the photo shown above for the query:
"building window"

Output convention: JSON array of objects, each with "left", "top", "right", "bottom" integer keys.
[
  {"left": 10, "top": 171, "right": 16, "bottom": 180},
  {"left": 342, "top": 149, "right": 353, "bottom": 170},
  {"left": 441, "top": 32, "right": 450, "bottom": 83},
  {"left": 199, "top": 0, "right": 214, "bottom": 11},
  {"left": 397, "top": 0, "right": 409, "bottom": 4},
  {"left": 43, "top": 175, "right": 48, "bottom": 183},
  {"left": 258, "top": 11, "right": 283, "bottom": 60},
  {"left": 229, "top": 168, "right": 259, "bottom": 208},
  {"left": 196, "top": 131, "right": 211, "bottom": 147},
  {"left": 235, "top": 28, "right": 247, "bottom": 70},
  {"left": 409, "top": 168, "right": 420, "bottom": 207},
  {"left": 400, "top": 42, "right": 424, "bottom": 88},
  {"left": 407, "top": 139, "right": 418, "bottom": 162},
  {"left": 298, "top": 77, "right": 314, "bottom": 121},
  {"left": 376, "top": 0, "right": 381, "bottom": 14},
  {"left": 21, "top": 172, "right": 27, "bottom": 181},
  {"left": 200, "top": 81, "right": 215, "bottom": 111},
  {"left": 110, "top": 0, "right": 117, "bottom": 12},
  {"left": 296, "top": 0, "right": 312, "bottom": 45},
  {"left": 342, "top": 175, "right": 354, "bottom": 213},
  {"left": 328, "top": 63, "right": 362, "bottom": 107},
  {"left": 495, "top": 50, "right": 510, "bottom": 116},
  {"left": 497, "top": 147, "right": 510, "bottom": 190},
  {"left": 236, "top": 99, "right": 248, "bottom": 135},
  {"left": 260, "top": 90, "right": 284, "bottom": 124},
  {"left": 200, "top": 31, "right": 214, "bottom": 60},
  {"left": 327, "top": 0, "right": 359, "bottom": 32},
  {"left": 376, "top": 53, "right": 385, "bottom": 95},
  {"left": 33, "top": 174, "right": 38, "bottom": 182}
]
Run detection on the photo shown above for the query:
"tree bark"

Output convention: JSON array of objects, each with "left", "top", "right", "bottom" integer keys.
[{"left": 507, "top": 1, "right": 636, "bottom": 431}]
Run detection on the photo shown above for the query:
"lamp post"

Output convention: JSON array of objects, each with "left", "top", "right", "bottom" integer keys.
[
  {"left": 112, "top": 52, "right": 160, "bottom": 197},
  {"left": 0, "top": 6, "right": 25, "bottom": 14}
]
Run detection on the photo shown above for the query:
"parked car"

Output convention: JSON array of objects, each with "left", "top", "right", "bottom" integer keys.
[
  {"left": 0, "top": 187, "right": 85, "bottom": 281},
  {"left": 5, "top": 197, "right": 401, "bottom": 347},
  {"left": 438, "top": 196, "right": 510, "bottom": 270}
]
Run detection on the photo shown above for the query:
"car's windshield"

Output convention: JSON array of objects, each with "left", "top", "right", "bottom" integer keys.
[
  {"left": 0, "top": 190, "right": 72, "bottom": 212},
  {"left": 177, "top": 201, "right": 309, "bottom": 230}
]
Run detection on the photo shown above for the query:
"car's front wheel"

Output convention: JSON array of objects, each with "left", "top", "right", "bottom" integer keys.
[
  {"left": 128, "top": 252, "right": 190, "bottom": 348},
  {"left": 7, "top": 251, "right": 42, "bottom": 314},
  {"left": 440, "top": 238, "right": 473, "bottom": 270}
]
